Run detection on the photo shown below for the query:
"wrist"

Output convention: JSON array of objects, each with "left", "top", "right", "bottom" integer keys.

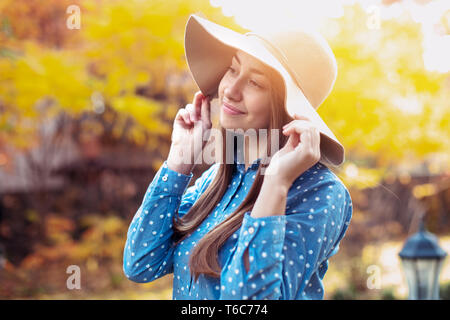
[
  {"left": 251, "top": 176, "right": 288, "bottom": 219},
  {"left": 262, "top": 174, "right": 291, "bottom": 195},
  {"left": 166, "top": 158, "right": 194, "bottom": 175}
]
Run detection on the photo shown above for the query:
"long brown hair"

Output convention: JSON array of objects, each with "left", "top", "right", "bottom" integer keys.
[{"left": 172, "top": 63, "right": 291, "bottom": 282}]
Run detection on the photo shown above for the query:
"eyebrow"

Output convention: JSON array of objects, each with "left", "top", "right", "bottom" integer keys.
[{"left": 233, "top": 55, "right": 266, "bottom": 77}]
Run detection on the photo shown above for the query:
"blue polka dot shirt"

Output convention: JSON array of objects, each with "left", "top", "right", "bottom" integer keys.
[{"left": 123, "top": 153, "right": 353, "bottom": 300}]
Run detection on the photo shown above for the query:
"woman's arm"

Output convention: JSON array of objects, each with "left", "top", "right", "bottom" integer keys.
[
  {"left": 123, "top": 161, "right": 218, "bottom": 283},
  {"left": 219, "top": 168, "right": 353, "bottom": 300},
  {"left": 123, "top": 161, "right": 193, "bottom": 282},
  {"left": 251, "top": 176, "right": 289, "bottom": 219}
]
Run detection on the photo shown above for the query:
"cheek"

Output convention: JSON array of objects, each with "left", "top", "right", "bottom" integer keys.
[
  {"left": 217, "top": 77, "right": 227, "bottom": 98},
  {"left": 218, "top": 81, "right": 223, "bottom": 96},
  {"left": 247, "top": 96, "right": 271, "bottom": 123}
]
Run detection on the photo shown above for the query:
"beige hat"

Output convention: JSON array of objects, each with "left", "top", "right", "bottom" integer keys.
[{"left": 184, "top": 14, "right": 345, "bottom": 167}]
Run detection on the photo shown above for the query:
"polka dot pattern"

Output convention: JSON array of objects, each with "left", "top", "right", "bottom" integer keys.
[{"left": 123, "top": 153, "right": 353, "bottom": 301}]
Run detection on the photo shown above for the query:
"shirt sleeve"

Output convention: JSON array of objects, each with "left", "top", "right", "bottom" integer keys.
[
  {"left": 218, "top": 174, "right": 353, "bottom": 300},
  {"left": 123, "top": 160, "right": 218, "bottom": 283}
]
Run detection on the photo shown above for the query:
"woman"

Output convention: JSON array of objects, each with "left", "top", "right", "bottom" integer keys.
[{"left": 123, "top": 14, "right": 353, "bottom": 300}]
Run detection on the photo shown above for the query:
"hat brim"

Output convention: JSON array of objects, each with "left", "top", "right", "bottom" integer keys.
[{"left": 184, "top": 14, "right": 345, "bottom": 167}]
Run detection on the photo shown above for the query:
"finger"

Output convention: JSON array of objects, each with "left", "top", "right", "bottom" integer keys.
[
  {"left": 313, "top": 128, "right": 321, "bottom": 155},
  {"left": 179, "top": 108, "right": 192, "bottom": 126},
  {"left": 295, "top": 131, "right": 310, "bottom": 152},
  {"left": 193, "top": 91, "right": 205, "bottom": 121},
  {"left": 175, "top": 108, "right": 186, "bottom": 123},
  {"left": 192, "top": 91, "right": 203, "bottom": 106},
  {"left": 183, "top": 109, "right": 193, "bottom": 126},
  {"left": 284, "top": 129, "right": 299, "bottom": 149},
  {"left": 282, "top": 119, "right": 310, "bottom": 131},
  {"left": 282, "top": 124, "right": 302, "bottom": 151},
  {"left": 200, "top": 95, "right": 211, "bottom": 125},
  {"left": 284, "top": 125, "right": 315, "bottom": 151},
  {"left": 282, "top": 114, "right": 310, "bottom": 129},
  {"left": 304, "top": 127, "right": 319, "bottom": 153},
  {"left": 282, "top": 121, "right": 308, "bottom": 136},
  {"left": 185, "top": 103, "right": 196, "bottom": 123},
  {"left": 282, "top": 120, "right": 294, "bottom": 130},
  {"left": 302, "top": 129, "right": 320, "bottom": 157},
  {"left": 304, "top": 130, "right": 314, "bottom": 151},
  {"left": 293, "top": 113, "right": 311, "bottom": 121}
]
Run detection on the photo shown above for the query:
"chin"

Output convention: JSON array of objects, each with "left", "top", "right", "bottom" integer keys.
[
  {"left": 219, "top": 119, "right": 237, "bottom": 130},
  {"left": 220, "top": 113, "right": 246, "bottom": 130}
]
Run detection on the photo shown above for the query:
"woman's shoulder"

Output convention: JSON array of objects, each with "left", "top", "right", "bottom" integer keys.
[
  {"left": 287, "top": 161, "right": 351, "bottom": 203},
  {"left": 284, "top": 162, "right": 353, "bottom": 219}
]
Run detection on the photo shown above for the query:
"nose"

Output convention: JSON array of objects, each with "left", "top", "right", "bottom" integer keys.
[{"left": 223, "top": 77, "right": 243, "bottom": 102}]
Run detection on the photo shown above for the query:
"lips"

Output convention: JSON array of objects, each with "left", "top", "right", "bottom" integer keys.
[{"left": 223, "top": 101, "right": 245, "bottom": 114}]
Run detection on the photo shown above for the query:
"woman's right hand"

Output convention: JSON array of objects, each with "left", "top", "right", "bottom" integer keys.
[{"left": 167, "top": 91, "right": 212, "bottom": 174}]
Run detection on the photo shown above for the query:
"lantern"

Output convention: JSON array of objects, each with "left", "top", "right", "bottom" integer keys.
[{"left": 399, "top": 219, "right": 447, "bottom": 299}]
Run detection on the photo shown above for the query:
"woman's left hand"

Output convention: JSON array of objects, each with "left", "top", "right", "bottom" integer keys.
[{"left": 263, "top": 114, "right": 321, "bottom": 187}]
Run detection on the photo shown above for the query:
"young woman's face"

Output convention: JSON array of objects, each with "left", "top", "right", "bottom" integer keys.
[{"left": 218, "top": 50, "right": 272, "bottom": 132}]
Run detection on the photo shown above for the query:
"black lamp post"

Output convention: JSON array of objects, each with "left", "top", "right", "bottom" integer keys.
[{"left": 399, "top": 218, "right": 447, "bottom": 300}]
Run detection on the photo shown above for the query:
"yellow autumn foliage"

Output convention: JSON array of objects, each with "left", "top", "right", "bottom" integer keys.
[{"left": 0, "top": 1, "right": 448, "bottom": 183}]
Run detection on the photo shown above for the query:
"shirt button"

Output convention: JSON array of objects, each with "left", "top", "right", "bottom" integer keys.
[
  {"left": 162, "top": 174, "right": 168, "bottom": 181},
  {"left": 248, "top": 227, "right": 255, "bottom": 234}
]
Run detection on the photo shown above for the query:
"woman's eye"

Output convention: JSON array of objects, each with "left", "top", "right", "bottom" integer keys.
[
  {"left": 250, "top": 80, "right": 261, "bottom": 87},
  {"left": 228, "top": 67, "right": 236, "bottom": 74}
]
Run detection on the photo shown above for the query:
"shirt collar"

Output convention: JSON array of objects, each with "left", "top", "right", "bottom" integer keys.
[{"left": 233, "top": 136, "right": 262, "bottom": 174}]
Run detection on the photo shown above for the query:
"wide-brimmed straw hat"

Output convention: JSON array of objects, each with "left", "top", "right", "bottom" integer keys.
[{"left": 184, "top": 13, "right": 345, "bottom": 167}]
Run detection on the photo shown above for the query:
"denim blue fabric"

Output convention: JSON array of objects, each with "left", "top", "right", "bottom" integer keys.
[{"left": 123, "top": 152, "right": 353, "bottom": 300}]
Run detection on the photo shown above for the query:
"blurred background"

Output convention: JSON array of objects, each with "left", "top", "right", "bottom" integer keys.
[{"left": 0, "top": 0, "right": 449, "bottom": 299}]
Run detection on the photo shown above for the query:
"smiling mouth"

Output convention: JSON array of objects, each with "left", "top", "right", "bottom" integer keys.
[{"left": 222, "top": 102, "right": 246, "bottom": 115}]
